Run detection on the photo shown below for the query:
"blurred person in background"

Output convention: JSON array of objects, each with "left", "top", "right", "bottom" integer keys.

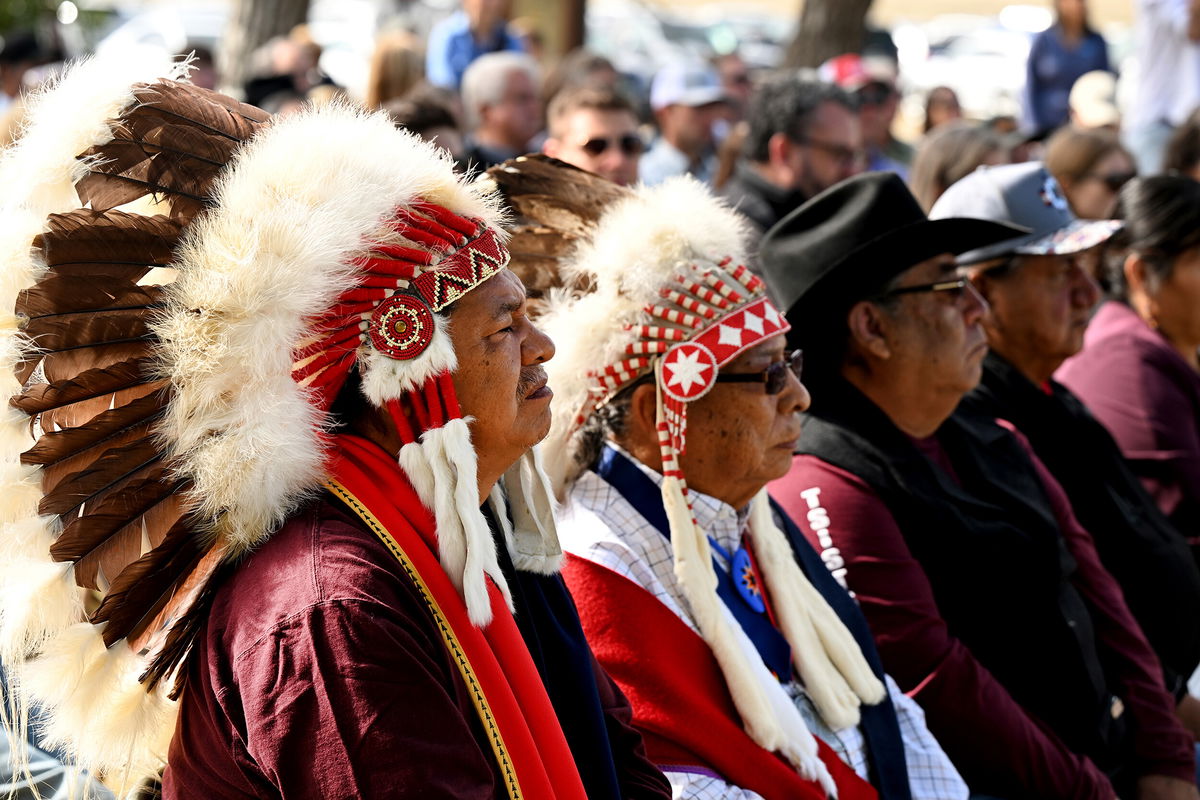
[
  {"left": 426, "top": 0, "right": 524, "bottom": 91},
  {"left": 542, "top": 86, "right": 641, "bottom": 186},
  {"left": 364, "top": 31, "right": 424, "bottom": 109},
  {"left": 1126, "top": 0, "right": 1200, "bottom": 173},
  {"left": 509, "top": 16, "right": 546, "bottom": 66},
  {"left": 941, "top": 165, "right": 1200, "bottom": 741},
  {"left": 383, "top": 94, "right": 465, "bottom": 162},
  {"left": 908, "top": 122, "right": 1009, "bottom": 212},
  {"left": 922, "top": 86, "right": 962, "bottom": 135},
  {"left": 1024, "top": 0, "right": 1111, "bottom": 137},
  {"left": 0, "top": 31, "right": 41, "bottom": 116},
  {"left": 460, "top": 51, "right": 541, "bottom": 171},
  {"left": 821, "top": 53, "right": 913, "bottom": 176},
  {"left": 720, "top": 75, "right": 862, "bottom": 239},
  {"left": 713, "top": 51, "right": 754, "bottom": 129},
  {"left": 541, "top": 49, "right": 621, "bottom": 110},
  {"left": 640, "top": 61, "right": 729, "bottom": 186},
  {"left": 1163, "top": 108, "right": 1200, "bottom": 179},
  {"left": 1069, "top": 70, "right": 1121, "bottom": 130},
  {"left": 1045, "top": 127, "right": 1137, "bottom": 219},
  {"left": 243, "top": 31, "right": 334, "bottom": 108},
  {"left": 1059, "top": 176, "right": 1200, "bottom": 556}
]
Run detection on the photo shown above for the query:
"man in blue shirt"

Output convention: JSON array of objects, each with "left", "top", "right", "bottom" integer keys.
[{"left": 426, "top": 0, "right": 526, "bottom": 90}]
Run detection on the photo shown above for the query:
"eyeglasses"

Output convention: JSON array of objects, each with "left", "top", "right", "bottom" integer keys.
[
  {"left": 873, "top": 277, "right": 975, "bottom": 301},
  {"left": 578, "top": 134, "right": 644, "bottom": 157},
  {"left": 714, "top": 350, "right": 803, "bottom": 395},
  {"left": 1087, "top": 170, "right": 1136, "bottom": 192},
  {"left": 795, "top": 137, "right": 866, "bottom": 168}
]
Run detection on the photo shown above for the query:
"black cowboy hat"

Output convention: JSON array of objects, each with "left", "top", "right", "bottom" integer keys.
[{"left": 759, "top": 172, "right": 1025, "bottom": 342}]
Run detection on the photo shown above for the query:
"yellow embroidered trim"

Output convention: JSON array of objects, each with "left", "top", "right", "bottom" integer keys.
[{"left": 324, "top": 479, "right": 522, "bottom": 800}]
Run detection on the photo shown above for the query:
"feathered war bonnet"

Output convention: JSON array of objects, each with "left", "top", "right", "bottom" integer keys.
[
  {"left": 502, "top": 158, "right": 886, "bottom": 796},
  {"left": 0, "top": 57, "right": 556, "bottom": 787}
]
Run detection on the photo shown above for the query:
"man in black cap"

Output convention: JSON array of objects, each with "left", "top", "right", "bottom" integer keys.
[
  {"left": 933, "top": 163, "right": 1200, "bottom": 739},
  {"left": 761, "top": 172, "right": 1198, "bottom": 800}
]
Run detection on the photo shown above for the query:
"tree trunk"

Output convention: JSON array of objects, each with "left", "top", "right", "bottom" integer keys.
[
  {"left": 219, "top": 0, "right": 311, "bottom": 98},
  {"left": 785, "top": 0, "right": 874, "bottom": 69}
]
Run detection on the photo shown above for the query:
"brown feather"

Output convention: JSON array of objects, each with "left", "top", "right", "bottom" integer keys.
[
  {"left": 40, "top": 412, "right": 159, "bottom": 498},
  {"left": 36, "top": 210, "right": 181, "bottom": 283},
  {"left": 91, "top": 513, "right": 200, "bottom": 646},
  {"left": 24, "top": 390, "right": 166, "bottom": 468},
  {"left": 22, "top": 308, "right": 153, "bottom": 354},
  {"left": 485, "top": 155, "right": 627, "bottom": 302},
  {"left": 39, "top": 380, "right": 163, "bottom": 435},
  {"left": 12, "top": 358, "right": 156, "bottom": 415},
  {"left": 51, "top": 469, "right": 182, "bottom": 565},
  {"left": 17, "top": 275, "right": 163, "bottom": 320},
  {"left": 22, "top": 340, "right": 155, "bottom": 385},
  {"left": 486, "top": 154, "right": 629, "bottom": 233},
  {"left": 139, "top": 546, "right": 231, "bottom": 695},
  {"left": 38, "top": 437, "right": 161, "bottom": 517},
  {"left": 76, "top": 80, "right": 268, "bottom": 219}
]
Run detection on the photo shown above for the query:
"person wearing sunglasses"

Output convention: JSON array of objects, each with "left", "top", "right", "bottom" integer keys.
[
  {"left": 720, "top": 75, "right": 863, "bottom": 240},
  {"left": 820, "top": 54, "right": 914, "bottom": 178},
  {"left": 535, "top": 167, "right": 970, "bottom": 800},
  {"left": 763, "top": 171, "right": 1198, "bottom": 800},
  {"left": 542, "top": 85, "right": 643, "bottom": 186},
  {"left": 935, "top": 164, "right": 1200, "bottom": 746},
  {"left": 1045, "top": 127, "right": 1138, "bottom": 220}
]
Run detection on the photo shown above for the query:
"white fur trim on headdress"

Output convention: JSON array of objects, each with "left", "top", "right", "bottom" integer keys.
[
  {"left": 748, "top": 492, "right": 886, "bottom": 727},
  {"left": 399, "top": 418, "right": 510, "bottom": 625},
  {"left": 155, "top": 102, "right": 504, "bottom": 554},
  {"left": 493, "top": 446, "right": 563, "bottom": 575}
]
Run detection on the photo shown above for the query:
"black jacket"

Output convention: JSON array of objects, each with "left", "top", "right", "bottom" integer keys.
[
  {"left": 796, "top": 379, "right": 1132, "bottom": 778},
  {"left": 719, "top": 162, "right": 809, "bottom": 241},
  {"left": 962, "top": 351, "right": 1200, "bottom": 698}
]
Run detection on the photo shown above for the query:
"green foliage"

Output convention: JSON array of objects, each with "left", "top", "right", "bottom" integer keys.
[{"left": 0, "top": 0, "right": 53, "bottom": 35}]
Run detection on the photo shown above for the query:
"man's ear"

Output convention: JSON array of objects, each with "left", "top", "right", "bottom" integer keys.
[
  {"left": 628, "top": 382, "right": 659, "bottom": 442},
  {"left": 846, "top": 300, "right": 894, "bottom": 361},
  {"left": 541, "top": 136, "right": 561, "bottom": 158},
  {"left": 766, "top": 131, "right": 795, "bottom": 171}
]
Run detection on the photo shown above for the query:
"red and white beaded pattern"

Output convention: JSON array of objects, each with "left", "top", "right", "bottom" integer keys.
[{"left": 292, "top": 200, "right": 508, "bottom": 413}]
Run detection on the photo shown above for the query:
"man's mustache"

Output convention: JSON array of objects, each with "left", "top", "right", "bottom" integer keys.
[{"left": 516, "top": 365, "right": 548, "bottom": 398}]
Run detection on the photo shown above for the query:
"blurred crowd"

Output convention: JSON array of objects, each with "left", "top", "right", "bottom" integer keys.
[
  {"left": 6, "top": 0, "right": 1200, "bottom": 798},
  {"left": 0, "top": 0, "right": 1195, "bottom": 217}
]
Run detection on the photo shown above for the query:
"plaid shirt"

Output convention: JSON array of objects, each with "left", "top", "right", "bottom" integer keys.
[{"left": 560, "top": 448, "right": 969, "bottom": 800}]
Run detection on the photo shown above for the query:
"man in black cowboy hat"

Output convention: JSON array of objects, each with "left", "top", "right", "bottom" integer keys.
[{"left": 760, "top": 172, "right": 1198, "bottom": 800}]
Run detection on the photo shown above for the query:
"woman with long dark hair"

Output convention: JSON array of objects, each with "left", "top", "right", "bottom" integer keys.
[{"left": 1058, "top": 175, "right": 1200, "bottom": 547}]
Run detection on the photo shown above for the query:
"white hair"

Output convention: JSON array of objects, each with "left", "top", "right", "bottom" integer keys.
[{"left": 461, "top": 51, "right": 540, "bottom": 131}]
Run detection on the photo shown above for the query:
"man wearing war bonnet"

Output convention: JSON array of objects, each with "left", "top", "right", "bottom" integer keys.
[{"left": 0, "top": 58, "right": 669, "bottom": 799}]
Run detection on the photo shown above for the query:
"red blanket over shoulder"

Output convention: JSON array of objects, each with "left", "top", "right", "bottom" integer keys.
[
  {"left": 327, "top": 434, "right": 588, "bottom": 800},
  {"left": 563, "top": 554, "right": 878, "bottom": 800}
]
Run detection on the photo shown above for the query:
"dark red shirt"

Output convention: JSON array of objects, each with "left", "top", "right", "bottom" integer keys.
[
  {"left": 772, "top": 432, "right": 1194, "bottom": 799},
  {"left": 163, "top": 497, "right": 666, "bottom": 799}
]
